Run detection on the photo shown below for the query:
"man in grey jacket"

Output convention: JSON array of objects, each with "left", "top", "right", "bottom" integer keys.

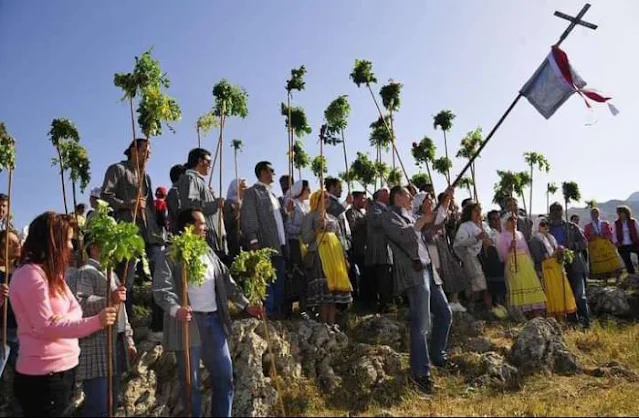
[
  {"left": 177, "top": 148, "right": 227, "bottom": 258},
  {"left": 101, "top": 138, "right": 165, "bottom": 340},
  {"left": 364, "top": 188, "right": 393, "bottom": 312},
  {"left": 241, "top": 161, "right": 288, "bottom": 317},
  {"left": 153, "top": 208, "right": 262, "bottom": 418}
]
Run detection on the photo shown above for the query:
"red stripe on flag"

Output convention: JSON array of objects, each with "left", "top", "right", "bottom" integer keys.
[{"left": 551, "top": 46, "right": 574, "bottom": 86}]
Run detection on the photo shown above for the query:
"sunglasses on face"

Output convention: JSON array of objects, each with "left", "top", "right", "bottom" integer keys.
[{"left": 202, "top": 158, "right": 212, "bottom": 166}]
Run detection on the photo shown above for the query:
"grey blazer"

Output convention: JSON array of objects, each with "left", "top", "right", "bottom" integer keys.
[
  {"left": 152, "top": 247, "right": 249, "bottom": 352},
  {"left": 240, "top": 183, "right": 285, "bottom": 256},
  {"left": 176, "top": 170, "right": 226, "bottom": 254},
  {"left": 381, "top": 207, "right": 423, "bottom": 296},
  {"left": 365, "top": 201, "right": 393, "bottom": 266},
  {"left": 346, "top": 207, "right": 367, "bottom": 258}
]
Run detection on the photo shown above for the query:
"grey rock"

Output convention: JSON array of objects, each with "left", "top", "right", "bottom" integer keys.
[
  {"left": 467, "top": 336, "right": 497, "bottom": 353},
  {"left": 587, "top": 286, "right": 631, "bottom": 317},
  {"left": 351, "top": 315, "right": 407, "bottom": 351}
]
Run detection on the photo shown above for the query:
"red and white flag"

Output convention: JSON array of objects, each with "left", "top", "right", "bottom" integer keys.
[{"left": 520, "top": 46, "right": 618, "bottom": 119}]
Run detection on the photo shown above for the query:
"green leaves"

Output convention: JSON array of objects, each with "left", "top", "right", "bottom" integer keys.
[
  {"left": 231, "top": 139, "right": 243, "bottom": 151},
  {"left": 585, "top": 199, "right": 597, "bottom": 209},
  {"left": 458, "top": 176, "right": 474, "bottom": 190},
  {"left": 379, "top": 80, "right": 403, "bottom": 113},
  {"left": 291, "top": 140, "right": 310, "bottom": 170},
  {"left": 49, "top": 118, "right": 80, "bottom": 147},
  {"left": 410, "top": 172, "right": 431, "bottom": 190},
  {"left": 212, "top": 79, "right": 249, "bottom": 119},
  {"left": 523, "top": 151, "right": 550, "bottom": 173},
  {"left": 374, "top": 160, "right": 389, "bottom": 184},
  {"left": 493, "top": 170, "right": 518, "bottom": 204},
  {"left": 369, "top": 115, "right": 392, "bottom": 150},
  {"left": 286, "top": 65, "right": 307, "bottom": 93},
  {"left": 56, "top": 141, "right": 91, "bottom": 192},
  {"left": 562, "top": 181, "right": 581, "bottom": 205},
  {"left": 169, "top": 225, "right": 209, "bottom": 286},
  {"left": 0, "top": 122, "right": 16, "bottom": 171},
  {"left": 547, "top": 182, "right": 558, "bottom": 195},
  {"left": 350, "top": 152, "right": 376, "bottom": 190},
  {"left": 387, "top": 168, "right": 402, "bottom": 187},
  {"left": 114, "top": 48, "right": 170, "bottom": 100},
  {"left": 411, "top": 136, "right": 436, "bottom": 166},
  {"left": 230, "top": 249, "right": 278, "bottom": 305},
  {"left": 85, "top": 201, "right": 145, "bottom": 270},
  {"left": 324, "top": 95, "right": 350, "bottom": 132},
  {"left": 311, "top": 155, "right": 328, "bottom": 180},
  {"left": 350, "top": 59, "right": 377, "bottom": 87},
  {"left": 281, "top": 103, "right": 312, "bottom": 138},
  {"left": 433, "top": 110, "right": 456, "bottom": 132},
  {"left": 432, "top": 157, "right": 453, "bottom": 176},
  {"left": 196, "top": 110, "right": 219, "bottom": 136},
  {"left": 457, "top": 128, "right": 483, "bottom": 159}
]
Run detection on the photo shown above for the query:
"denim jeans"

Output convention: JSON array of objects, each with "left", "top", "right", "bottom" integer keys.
[
  {"left": 429, "top": 273, "right": 452, "bottom": 366},
  {"left": 265, "top": 255, "right": 286, "bottom": 316},
  {"left": 81, "top": 334, "right": 126, "bottom": 417},
  {"left": 120, "top": 244, "right": 164, "bottom": 332},
  {"left": 406, "top": 268, "right": 432, "bottom": 379},
  {"left": 176, "top": 312, "right": 234, "bottom": 418},
  {"left": 568, "top": 272, "right": 590, "bottom": 327}
]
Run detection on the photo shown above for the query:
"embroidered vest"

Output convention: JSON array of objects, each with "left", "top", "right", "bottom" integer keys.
[{"left": 615, "top": 218, "right": 639, "bottom": 245}]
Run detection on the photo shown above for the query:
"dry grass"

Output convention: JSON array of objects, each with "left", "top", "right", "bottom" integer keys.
[{"left": 283, "top": 320, "right": 639, "bottom": 417}]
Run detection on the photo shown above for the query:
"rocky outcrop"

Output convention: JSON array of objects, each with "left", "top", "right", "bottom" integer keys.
[
  {"left": 453, "top": 351, "right": 519, "bottom": 389},
  {"left": 510, "top": 318, "right": 578, "bottom": 376},
  {"left": 587, "top": 286, "right": 631, "bottom": 317},
  {"left": 350, "top": 315, "right": 407, "bottom": 351}
]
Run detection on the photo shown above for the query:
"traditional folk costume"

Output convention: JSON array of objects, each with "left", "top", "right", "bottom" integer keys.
[
  {"left": 584, "top": 218, "right": 625, "bottom": 280},
  {"left": 453, "top": 221, "right": 488, "bottom": 293},
  {"left": 612, "top": 217, "right": 639, "bottom": 275},
  {"left": 301, "top": 191, "right": 352, "bottom": 308},
  {"left": 284, "top": 181, "right": 311, "bottom": 311},
  {"left": 479, "top": 227, "right": 507, "bottom": 307},
  {"left": 529, "top": 219, "right": 577, "bottom": 317},
  {"left": 496, "top": 215, "right": 546, "bottom": 314}
]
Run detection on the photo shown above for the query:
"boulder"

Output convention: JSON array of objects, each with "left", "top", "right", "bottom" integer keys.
[
  {"left": 452, "top": 351, "right": 519, "bottom": 389},
  {"left": 351, "top": 315, "right": 407, "bottom": 351},
  {"left": 585, "top": 361, "right": 638, "bottom": 381},
  {"left": 449, "top": 312, "right": 484, "bottom": 347},
  {"left": 510, "top": 318, "right": 578, "bottom": 376},
  {"left": 587, "top": 286, "right": 631, "bottom": 317},
  {"left": 466, "top": 336, "right": 498, "bottom": 354}
]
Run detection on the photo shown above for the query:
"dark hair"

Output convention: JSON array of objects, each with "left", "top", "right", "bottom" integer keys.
[
  {"left": 352, "top": 191, "right": 366, "bottom": 199},
  {"left": 550, "top": 202, "right": 563, "bottom": 212},
  {"left": 295, "top": 180, "right": 310, "bottom": 199},
  {"left": 170, "top": 164, "right": 186, "bottom": 184},
  {"left": 324, "top": 177, "right": 341, "bottom": 191},
  {"left": 279, "top": 175, "right": 291, "bottom": 184},
  {"left": 75, "top": 204, "right": 86, "bottom": 213},
  {"left": 186, "top": 148, "right": 211, "bottom": 170},
  {"left": 124, "top": 138, "right": 148, "bottom": 157},
  {"left": 570, "top": 214, "right": 579, "bottom": 221},
  {"left": 437, "top": 192, "right": 448, "bottom": 204},
  {"left": 21, "top": 212, "right": 76, "bottom": 295},
  {"left": 461, "top": 198, "right": 473, "bottom": 208},
  {"left": 461, "top": 202, "right": 481, "bottom": 223},
  {"left": 0, "top": 194, "right": 7, "bottom": 203},
  {"left": 254, "top": 161, "right": 272, "bottom": 179},
  {"left": 389, "top": 186, "right": 406, "bottom": 206},
  {"left": 617, "top": 205, "right": 632, "bottom": 219},
  {"left": 487, "top": 210, "right": 500, "bottom": 221},
  {"left": 177, "top": 208, "right": 203, "bottom": 233}
]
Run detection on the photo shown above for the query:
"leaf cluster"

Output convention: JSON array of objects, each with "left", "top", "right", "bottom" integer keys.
[
  {"left": 281, "top": 103, "right": 312, "bottom": 138},
  {"left": 48, "top": 118, "right": 80, "bottom": 147},
  {"left": 286, "top": 65, "right": 307, "bottom": 93},
  {"left": 379, "top": 80, "right": 403, "bottom": 113},
  {"left": 350, "top": 152, "right": 377, "bottom": 189},
  {"left": 524, "top": 151, "right": 550, "bottom": 172},
  {"left": 291, "top": 140, "right": 311, "bottom": 170},
  {"left": 324, "top": 95, "right": 350, "bottom": 132},
  {"left": 56, "top": 141, "right": 91, "bottom": 192},
  {"left": 411, "top": 136, "right": 436, "bottom": 166},
  {"left": 231, "top": 139, "right": 243, "bottom": 151},
  {"left": 433, "top": 110, "right": 456, "bottom": 132},
  {"left": 547, "top": 182, "right": 558, "bottom": 194},
  {"left": 138, "top": 86, "right": 181, "bottom": 137},
  {"left": 585, "top": 199, "right": 597, "bottom": 209},
  {"left": 196, "top": 110, "right": 219, "bottom": 136},
  {"left": 562, "top": 181, "right": 581, "bottom": 204},
  {"left": 230, "top": 248, "right": 278, "bottom": 305},
  {"left": 432, "top": 157, "right": 453, "bottom": 175},
  {"left": 85, "top": 201, "right": 145, "bottom": 270},
  {"left": 169, "top": 225, "right": 209, "bottom": 286},
  {"left": 375, "top": 160, "right": 389, "bottom": 182},
  {"left": 369, "top": 115, "right": 392, "bottom": 149},
  {"left": 0, "top": 122, "right": 16, "bottom": 171},
  {"left": 458, "top": 177, "right": 474, "bottom": 190},
  {"left": 457, "top": 128, "right": 483, "bottom": 159},
  {"left": 350, "top": 59, "right": 377, "bottom": 87},
  {"left": 113, "top": 49, "right": 169, "bottom": 100},
  {"left": 311, "top": 155, "right": 328, "bottom": 179},
  {"left": 212, "top": 79, "right": 249, "bottom": 119},
  {"left": 410, "top": 172, "right": 431, "bottom": 190},
  {"left": 387, "top": 168, "right": 402, "bottom": 187}
]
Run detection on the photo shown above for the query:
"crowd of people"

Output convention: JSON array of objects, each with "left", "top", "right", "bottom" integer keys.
[{"left": 0, "top": 137, "right": 635, "bottom": 417}]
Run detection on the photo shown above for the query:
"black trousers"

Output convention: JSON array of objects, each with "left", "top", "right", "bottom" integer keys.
[
  {"left": 362, "top": 264, "right": 393, "bottom": 312},
  {"left": 618, "top": 244, "right": 639, "bottom": 274},
  {"left": 14, "top": 368, "right": 75, "bottom": 417}
]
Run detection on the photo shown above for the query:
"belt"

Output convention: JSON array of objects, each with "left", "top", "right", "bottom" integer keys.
[{"left": 192, "top": 310, "right": 219, "bottom": 316}]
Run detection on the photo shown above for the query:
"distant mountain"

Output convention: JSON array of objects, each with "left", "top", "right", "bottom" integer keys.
[
  {"left": 627, "top": 192, "right": 639, "bottom": 202},
  {"left": 566, "top": 192, "right": 639, "bottom": 227}
]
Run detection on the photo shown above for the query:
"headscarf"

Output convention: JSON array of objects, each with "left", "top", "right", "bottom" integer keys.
[
  {"left": 310, "top": 190, "right": 325, "bottom": 212},
  {"left": 285, "top": 180, "right": 305, "bottom": 202},
  {"left": 155, "top": 186, "right": 168, "bottom": 198},
  {"left": 226, "top": 178, "right": 246, "bottom": 202},
  {"left": 90, "top": 187, "right": 102, "bottom": 199},
  {"left": 534, "top": 215, "right": 557, "bottom": 256},
  {"left": 501, "top": 213, "right": 518, "bottom": 233}
]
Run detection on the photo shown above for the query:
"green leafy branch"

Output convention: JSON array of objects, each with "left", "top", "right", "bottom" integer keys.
[
  {"left": 213, "top": 79, "right": 249, "bottom": 119},
  {"left": 169, "top": 225, "right": 209, "bottom": 286},
  {"left": 230, "top": 249, "right": 277, "bottom": 305},
  {"left": 324, "top": 95, "right": 350, "bottom": 131},
  {"left": 281, "top": 103, "right": 312, "bottom": 138},
  {"left": 56, "top": 140, "right": 91, "bottom": 193},
  {"left": 286, "top": 65, "right": 307, "bottom": 93},
  {"left": 379, "top": 80, "right": 403, "bottom": 113},
  {"left": 0, "top": 122, "right": 16, "bottom": 171},
  {"left": 350, "top": 59, "right": 378, "bottom": 87}
]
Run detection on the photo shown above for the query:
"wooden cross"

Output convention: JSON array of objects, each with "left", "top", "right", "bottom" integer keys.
[{"left": 554, "top": 3, "right": 598, "bottom": 47}]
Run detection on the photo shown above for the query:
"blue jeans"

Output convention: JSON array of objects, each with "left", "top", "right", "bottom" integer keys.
[
  {"left": 176, "top": 313, "right": 234, "bottom": 418},
  {"left": 429, "top": 273, "right": 452, "bottom": 366},
  {"left": 265, "top": 255, "right": 286, "bottom": 316},
  {"left": 81, "top": 334, "right": 126, "bottom": 417},
  {"left": 568, "top": 272, "right": 590, "bottom": 327},
  {"left": 406, "top": 268, "right": 432, "bottom": 379}
]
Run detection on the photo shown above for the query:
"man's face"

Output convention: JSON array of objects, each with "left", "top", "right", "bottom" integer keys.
[
  {"left": 90, "top": 196, "right": 98, "bottom": 209},
  {"left": 550, "top": 206, "right": 563, "bottom": 221},
  {"left": 261, "top": 165, "right": 275, "bottom": 185},
  {"left": 354, "top": 195, "right": 366, "bottom": 209},
  {"left": 197, "top": 154, "right": 212, "bottom": 177},
  {"left": 395, "top": 188, "right": 411, "bottom": 209},
  {"left": 571, "top": 216, "right": 580, "bottom": 225},
  {"left": 279, "top": 177, "right": 290, "bottom": 194},
  {"left": 378, "top": 189, "right": 390, "bottom": 205},
  {"left": 331, "top": 183, "right": 343, "bottom": 199},
  {"left": 489, "top": 213, "right": 501, "bottom": 231},
  {"left": 192, "top": 211, "right": 208, "bottom": 238},
  {"left": 0, "top": 201, "right": 8, "bottom": 218},
  {"left": 591, "top": 209, "right": 599, "bottom": 221}
]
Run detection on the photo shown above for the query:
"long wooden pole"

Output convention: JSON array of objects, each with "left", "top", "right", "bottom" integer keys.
[
  {"left": 106, "top": 267, "right": 114, "bottom": 418},
  {"left": 262, "top": 313, "right": 286, "bottom": 417},
  {"left": 217, "top": 113, "right": 226, "bottom": 251},
  {"left": 2, "top": 168, "right": 12, "bottom": 350},
  {"left": 340, "top": 129, "right": 351, "bottom": 195},
  {"left": 181, "top": 264, "right": 192, "bottom": 418},
  {"left": 235, "top": 147, "right": 241, "bottom": 248},
  {"left": 197, "top": 127, "right": 201, "bottom": 149},
  {"left": 56, "top": 146, "right": 69, "bottom": 215},
  {"left": 287, "top": 92, "right": 294, "bottom": 193}
]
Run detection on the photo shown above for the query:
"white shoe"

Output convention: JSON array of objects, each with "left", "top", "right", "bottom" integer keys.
[
  {"left": 147, "top": 331, "right": 163, "bottom": 343},
  {"left": 450, "top": 302, "right": 467, "bottom": 313}
]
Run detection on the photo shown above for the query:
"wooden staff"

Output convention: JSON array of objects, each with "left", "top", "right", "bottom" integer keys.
[
  {"left": 511, "top": 208, "right": 518, "bottom": 273},
  {"left": 287, "top": 93, "right": 294, "bottom": 197},
  {"left": 106, "top": 267, "right": 114, "bottom": 418},
  {"left": 217, "top": 114, "right": 226, "bottom": 251},
  {"left": 340, "top": 129, "right": 351, "bottom": 195},
  {"left": 262, "top": 312, "right": 286, "bottom": 417},
  {"left": 2, "top": 168, "right": 12, "bottom": 352},
  {"left": 181, "top": 264, "right": 192, "bottom": 417}
]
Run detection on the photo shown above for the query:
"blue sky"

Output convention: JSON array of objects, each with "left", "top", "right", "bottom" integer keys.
[{"left": 1, "top": 0, "right": 637, "bottom": 228}]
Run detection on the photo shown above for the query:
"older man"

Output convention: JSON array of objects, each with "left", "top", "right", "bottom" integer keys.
[
  {"left": 241, "top": 161, "right": 288, "bottom": 317},
  {"left": 364, "top": 187, "right": 393, "bottom": 312},
  {"left": 548, "top": 202, "right": 590, "bottom": 329}
]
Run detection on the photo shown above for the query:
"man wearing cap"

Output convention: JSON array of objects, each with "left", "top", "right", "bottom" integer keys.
[
  {"left": 241, "top": 161, "right": 288, "bottom": 317},
  {"left": 101, "top": 138, "right": 166, "bottom": 341}
]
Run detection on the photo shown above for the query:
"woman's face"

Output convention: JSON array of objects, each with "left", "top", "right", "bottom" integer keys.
[
  {"left": 538, "top": 219, "right": 549, "bottom": 234},
  {"left": 619, "top": 211, "right": 628, "bottom": 221},
  {"left": 421, "top": 196, "right": 434, "bottom": 215},
  {"left": 471, "top": 206, "right": 482, "bottom": 223},
  {"left": 301, "top": 187, "right": 311, "bottom": 201},
  {"left": 506, "top": 218, "right": 516, "bottom": 232}
]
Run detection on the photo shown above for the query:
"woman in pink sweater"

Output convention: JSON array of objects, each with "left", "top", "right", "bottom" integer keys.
[{"left": 9, "top": 212, "right": 117, "bottom": 417}]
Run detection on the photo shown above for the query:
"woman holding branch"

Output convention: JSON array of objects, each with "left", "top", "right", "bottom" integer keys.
[
  {"left": 9, "top": 212, "right": 117, "bottom": 417},
  {"left": 153, "top": 208, "right": 262, "bottom": 418}
]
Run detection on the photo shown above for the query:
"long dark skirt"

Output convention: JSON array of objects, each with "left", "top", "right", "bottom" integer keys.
[
  {"left": 305, "top": 251, "right": 353, "bottom": 308},
  {"left": 435, "top": 238, "right": 467, "bottom": 294},
  {"left": 284, "top": 239, "right": 307, "bottom": 304}
]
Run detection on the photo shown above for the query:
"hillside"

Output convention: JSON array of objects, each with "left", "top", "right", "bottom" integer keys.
[{"left": 565, "top": 193, "right": 639, "bottom": 226}]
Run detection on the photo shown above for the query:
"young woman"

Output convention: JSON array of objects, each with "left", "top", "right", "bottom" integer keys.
[
  {"left": 454, "top": 202, "right": 491, "bottom": 310},
  {"left": 9, "top": 212, "right": 117, "bottom": 417},
  {"left": 584, "top": 207, "right": 625, "bottom": 281},
  {"left": 284, "top": 180, "right": 311, "bottom": 318},
  {"left": 529, "top": 217, "right": 577, "bottom": 319},
  {"left": 301, "top": 191, "right": 352, "bottom": 326},
  {"left": 495, "top": 214, "right": 546, "bottom": 317}
]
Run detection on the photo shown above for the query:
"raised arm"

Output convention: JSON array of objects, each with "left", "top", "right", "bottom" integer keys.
[{"left": 453, "top": 223, "right": 480, "bottom": 249}]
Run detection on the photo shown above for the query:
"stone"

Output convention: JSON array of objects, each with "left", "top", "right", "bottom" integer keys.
[
  {"left": 587, "top": 286, "right": 631, "bottom": 317},
  {"left": 586, "top": 361, "right": 639, "bottom": 381},
  {"left": 450, "top": 312, "right": 484, "bottom": 347},
  {"left": 510, "top": 318, "right": 578, "bottom": 376},
  {"left": 619, "top": 274, "right": 639, "bottom": 291},
  {"left": 466, "top": 336, "right": 497, "bottom": 353},
  {"left": 351, "top": 315, "right": 407, "bottom": 351}
]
